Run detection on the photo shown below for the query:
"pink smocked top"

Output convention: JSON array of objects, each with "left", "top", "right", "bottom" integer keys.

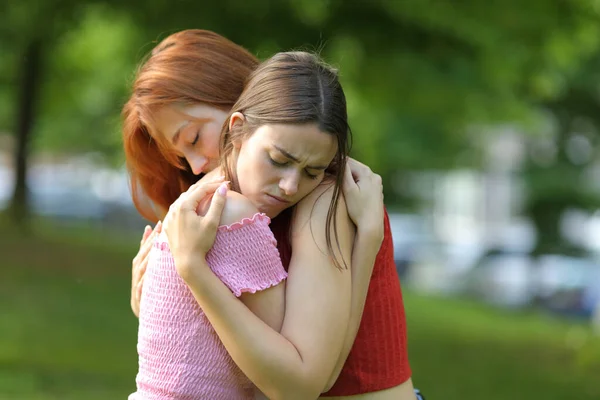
[{"left": 129, "top": 213, "right": 287, "bottom": 400}]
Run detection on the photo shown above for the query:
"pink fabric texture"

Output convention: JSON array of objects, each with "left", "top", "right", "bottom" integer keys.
[{"left": 129, "top": 213, "right": 287, "bottom": 400}]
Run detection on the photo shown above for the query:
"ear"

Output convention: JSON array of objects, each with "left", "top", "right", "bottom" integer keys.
[
  {"left": 228, "top": 112, "right": 246, "bottom": 149},
  {"left": 228, "top": 112, "right": 245, "bottom": 132}
]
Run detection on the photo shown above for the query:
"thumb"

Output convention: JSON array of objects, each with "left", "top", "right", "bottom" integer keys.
[
  {"left": 180, "top": 181, "right": 223, "bottom": 213},
  {"left": 205, "top": 182, "right": 228, "bottom": 226}
]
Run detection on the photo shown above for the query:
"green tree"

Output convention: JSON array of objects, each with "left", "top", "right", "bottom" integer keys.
[
  {"left": 3, "top": 0, "right": 600, "bottom": 242},
  {"left": 524, "top": 54, "right": 600, "bottom": 256}
]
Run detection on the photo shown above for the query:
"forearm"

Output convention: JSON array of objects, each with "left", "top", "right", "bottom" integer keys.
[
  {"left": 324, "top": 228, "right": 380, "bottom": 391},
  {"left": 183, "top": 259, "right": 321, "bottom": 400}
]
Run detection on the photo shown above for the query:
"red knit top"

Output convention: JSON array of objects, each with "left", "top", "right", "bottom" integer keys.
[{"left": 271, "top": 208, "right": 412, "bottom": 396}]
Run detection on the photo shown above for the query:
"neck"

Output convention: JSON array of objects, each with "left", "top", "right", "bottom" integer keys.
[{"left": 224, "top": 153, "right": 241, "bottom": 193}]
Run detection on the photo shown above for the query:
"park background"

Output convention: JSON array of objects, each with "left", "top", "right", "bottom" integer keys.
[{"left": 1, "top": 1, "right": 600, "bottom": 399}]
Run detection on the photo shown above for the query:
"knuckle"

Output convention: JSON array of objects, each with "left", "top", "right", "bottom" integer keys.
[{"left": 205, "top": 219, "right": 218, "bottom": 231}]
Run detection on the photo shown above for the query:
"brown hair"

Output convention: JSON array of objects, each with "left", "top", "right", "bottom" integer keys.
[
  {"left": 122, "top": 29, "right": 258, "bottom": 222},
  {"left": 220, "top": 51, "right": 352, "bottom": 269}
]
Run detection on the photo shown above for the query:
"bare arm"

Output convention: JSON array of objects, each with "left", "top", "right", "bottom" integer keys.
[
  {"left": 323, "top": 158, "right": 385, "bottom": 391},
  {"left": 169, "top": 184, "right": 354, "bottom": 400},
  {"left": 323, "top": 230, "right": 381, "bottom": 391}
]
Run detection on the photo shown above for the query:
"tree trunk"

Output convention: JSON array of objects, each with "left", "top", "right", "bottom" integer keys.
[{"left": 9, "top": 38, "right": 42, "bottom": 226}]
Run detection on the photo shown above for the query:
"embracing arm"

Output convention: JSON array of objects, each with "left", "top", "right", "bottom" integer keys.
[
  {"left": 323, "top": 158, "right": 385, "bottom": 391},
  {"left": 323, "top": 229, "right": 381, "bottom": 391},
  {"left": 179, "top": 185, "right": 354, "bottom": 400},
  {"left": 205, "top": 190, "right": 287, "bottom": 333}
]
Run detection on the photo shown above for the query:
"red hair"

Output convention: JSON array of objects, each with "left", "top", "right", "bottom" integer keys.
[{"left": 122, "top": 29, "right": 258, "bottom": 222}]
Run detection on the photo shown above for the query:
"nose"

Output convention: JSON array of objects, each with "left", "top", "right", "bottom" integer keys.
[
  {"left": 279, "top": 171, "right": 299, "bottom": 197},
  {"left": 188, "top": 155, "right": 209, "bottom": 175}
]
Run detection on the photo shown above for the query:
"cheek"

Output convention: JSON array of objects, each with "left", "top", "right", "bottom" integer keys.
[
  {"left": 202, "top": 124, "right": 222, "bottom": 158},
  {"left": 233, "top": 151, "right": 258, "bottom": 194}
]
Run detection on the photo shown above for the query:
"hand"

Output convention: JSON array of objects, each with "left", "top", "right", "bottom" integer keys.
[
  {"left": 342, "top": 158, "right": 384, "bottom": 244},
  {"left": 131, "top": 221, "right": 162, "bottom": 317},
  {"left": 163, "top": 176, "right": 228, "bottom": 281}
]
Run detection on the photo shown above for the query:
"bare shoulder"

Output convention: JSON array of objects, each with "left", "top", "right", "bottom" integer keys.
[
  {"left": 219, "top": 190, "right": 260, "bottom": 226},
  {"left": 292, "top": 181, "right": 353, "bottom": 247},
  {"left": 295, "top": 181, "right": 347, "bottom": 220}
]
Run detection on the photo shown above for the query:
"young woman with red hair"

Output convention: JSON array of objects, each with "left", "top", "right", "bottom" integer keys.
[{"left": 123, "top": 30, "right": 420, "bottom": 399}]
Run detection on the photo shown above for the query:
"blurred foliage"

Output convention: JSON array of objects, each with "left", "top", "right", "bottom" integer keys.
[
  {"left": 524, "top": 53, "right": 600, "bottom": 256},
  {"left": 2, "top": 0, "right": 600, "bottom": 248}
]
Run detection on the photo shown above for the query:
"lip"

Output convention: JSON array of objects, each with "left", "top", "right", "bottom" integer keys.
[{"left": 265, "top": 193, "right": 291, "bottom": 204}]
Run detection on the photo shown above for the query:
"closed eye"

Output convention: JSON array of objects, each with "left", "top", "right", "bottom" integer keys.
[
  {"left": 268, "top": 157, "right": 288, "bottom": 167},
  {"left": 190, "top": 132, "right": 200, "bottom": 146},
  {"left": 305, "top": 170, "right": 319, "bottom": 180},
  {"left": 269, "top": 155, "right": 320, "bottom": 180}
]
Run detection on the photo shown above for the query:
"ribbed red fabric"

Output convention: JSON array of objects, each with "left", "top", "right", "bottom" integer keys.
[{"left": 272, "top": 208, "right": 412, "bottom": 396}]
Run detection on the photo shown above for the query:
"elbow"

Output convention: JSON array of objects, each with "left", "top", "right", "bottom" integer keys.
[
  {"left": 322, "top": 370, "right": 341, "bottom": 393},
  {"left": 322, "top": 358, "right": 345, "bottom": 393},
  {"left": 265, "top": 376, "right": 323, "bottom": 400},
  {"left": 323, "top": 379, "right": 336, "bottom": 394},
  {"left": 268, "top": 388, "right": 321, "bottom": 400}
]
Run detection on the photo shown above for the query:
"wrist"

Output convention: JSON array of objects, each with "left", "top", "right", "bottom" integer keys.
[
  {"left": 175, "top": 253, "right": 211, "bottom": 283},
  {"left": 356, "top": 222, "right": 384, "bottom": 245}
]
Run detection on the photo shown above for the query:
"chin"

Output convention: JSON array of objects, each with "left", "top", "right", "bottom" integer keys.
[
  {"left": 267, "top": 210, "right": 281, "bottom": 219},
  {"left": 258, "top": 206, "right": 279, "bottom": 219}
]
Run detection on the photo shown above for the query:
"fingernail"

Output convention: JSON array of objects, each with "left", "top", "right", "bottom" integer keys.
[
  {"left": 217, "top": 182, "right": 228, "bottom": 196},
  {"left": 156, "top": 220, "right": 162, "bottom": 229}
]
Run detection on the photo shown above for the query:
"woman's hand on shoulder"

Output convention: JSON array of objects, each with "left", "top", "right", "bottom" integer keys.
[
  {"left": 130, "top": 220, "right": 162, "bottom": 317},
  {"left": 342, "top": 157, "right": 384, "bottom": 245},
  {"left": 163, "top": 175, "right": 228, "bottom": 280}
]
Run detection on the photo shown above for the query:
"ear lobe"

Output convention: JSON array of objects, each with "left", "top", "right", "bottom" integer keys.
[{"left": 228, "top": 112, "right": 245, "bottom": 132}]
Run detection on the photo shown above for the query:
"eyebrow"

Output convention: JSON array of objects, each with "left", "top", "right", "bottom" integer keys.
[
  {"left": 171, "top": 121, "right": 190, "bottom": 146},
  {"left": 273, "top": 145, "right": 329, "bottom": 170}
]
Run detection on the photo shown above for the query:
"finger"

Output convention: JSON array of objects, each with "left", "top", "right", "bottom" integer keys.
[
  {"left": 181, "top": 181, "right": 226, "bottom": 212},
  {"left": 347, "top": 157, "right": 369, "bottom": 171},
  {"left": 141, "top": 225, "right": 151, "bottom": 244},
  {"left": 188, "top": 174, "right": 225, "bottom": 192},
  {"left": 170, "top": 195, "right": 185, "bottom": 212},
  {"left": 343, "top": 161, "right": 358, "bottom": 192},
  {"left": 138, "top": 231, "right": 157, "bottom": 259},
  {"left": 131, "top": 295, "right": 139, "bottom": 318},
  {"left": 347, "top": 157, "right": 365, "bottom": 168},
  {"left": 347, "top": 158, "right": 371, "bottom": 182},
  {"left": 155, "top": 220, "right": 162, "bottom": 233},
  {"left": 139, "top": 254, "right": 149, "bottom": 276},
  {"left": 204, "top": 182, "right": 228, "bottom": 226},
  {"left": 136, "top": 275, "right": 144, "bottom": 301},
  {"left": 134, "top": 259, "right": 148, "bottom": 292}
]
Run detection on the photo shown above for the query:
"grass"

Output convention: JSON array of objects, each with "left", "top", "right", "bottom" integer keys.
[{"left": 0, "top": 218, "right": 598, "bottom": 399}]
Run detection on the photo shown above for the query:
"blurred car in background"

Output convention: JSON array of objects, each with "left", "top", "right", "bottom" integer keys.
[
  {"left": 459, "top": 250, "right": 600, "bottom": 318},
  {"left": 536, "top": 255, "right": 600, "bottom": 318},
  {"left": 388, "top": 212, "right": 436, "bottom": 279},
  {"left": 459, "top": 248, "right": 535, "bottom": 307}
]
